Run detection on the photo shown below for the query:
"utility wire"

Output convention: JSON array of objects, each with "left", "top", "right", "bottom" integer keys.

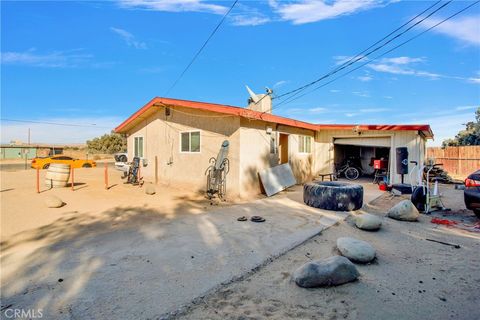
[
  {"left": 273, "top": 0, "right": 451, "bottom": 103},
  {"left": 1, "top": 118, "right": 112, "bottom": 129},
  {"left": 273, "top": 0, "right": 480, "bottom": 110},
  {"left": 164, "top": 0, "right": 238, "bottom": 96}
]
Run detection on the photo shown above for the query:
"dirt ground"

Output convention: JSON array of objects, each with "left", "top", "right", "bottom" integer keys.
[
  {"left": 176, "top": 186, "right": 480, "bottom": 320},
  {"left": 1, "top": 168, "right": 479, "bottom": 320},
  {"left": 0, "top": 166, "right": 242, "bottom": 240}
]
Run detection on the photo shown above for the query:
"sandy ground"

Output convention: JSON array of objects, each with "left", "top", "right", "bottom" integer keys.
[
  {"left": 176, "top": 186, "right": 480, "bottom": 320},
  {"left": 1, "top": 168, "right": 366, "bottom": 319},
  {"left": 2, "top": 167, "right": 478, "bottom": 320}
]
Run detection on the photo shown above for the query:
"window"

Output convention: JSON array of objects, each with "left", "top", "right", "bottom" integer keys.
[
  {"left": 270, "top": 134, "right": 277, "bottom": 154},
  {"left": 298, "top": 135, "right": 312, "bottom": 153},
  {"left": 134, "top": 137, "right": 144, "bottom": 157},
  {"left": 180, "top": 131, "right": 200, "bottom": 153}
]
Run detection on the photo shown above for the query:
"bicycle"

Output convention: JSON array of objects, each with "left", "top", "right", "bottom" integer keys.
[{"left": 335, "top": 159, "right": 362, "bottom": 180}]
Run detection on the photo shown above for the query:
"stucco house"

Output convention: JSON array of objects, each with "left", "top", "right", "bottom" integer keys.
[{"left": 115, "top": 95, "right": 433, "bottom": 198}]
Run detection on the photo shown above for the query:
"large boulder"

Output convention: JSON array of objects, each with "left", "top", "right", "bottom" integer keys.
[
  {"left": 145, "top": 184, "right": 156, "bottom": 195},
  {"left": 337, "top": 237, "right": 376, "bottom": 263},
  {"left": 44, "top": 195, "right": 64, "bottom": 208},
  {"left": 293, "top": 255, "right": 359, "bottom": 288},
  {"left": 355, "top": 213, "right": 382, "bottom": 231},
  {"left": 388, "top": 200, "right": 419, "bottom": 221}
]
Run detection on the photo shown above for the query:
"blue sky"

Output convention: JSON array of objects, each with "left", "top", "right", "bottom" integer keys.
[{"left": 1, "top": 0, "right": 479, "bottom": 146}]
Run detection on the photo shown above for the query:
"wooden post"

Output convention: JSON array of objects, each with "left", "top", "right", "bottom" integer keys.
[
  {"left": 71, "top": 167, "right": 74, "bottom": 191},
  {"left": 138, "top": 163, "right": 141, "bottom": 181},
  {"left": 155, "top": 156, "right": 158, "bottom": 185},
  {"left": 104, "top": 162, "right": 108, "bottom": 190},
  {"left": 36, "top": 167, "right": 40, "bottom": 193}
]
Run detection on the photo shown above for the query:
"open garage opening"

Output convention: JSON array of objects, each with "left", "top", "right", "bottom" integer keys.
[{"left": 333, "top": 139, "right": 391, "bottom": 183}]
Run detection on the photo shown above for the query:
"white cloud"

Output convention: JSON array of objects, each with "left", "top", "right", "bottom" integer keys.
[
  {"left": 368, "top": 56, "right": 445, "bottom": 80},
  {"left": 230, "top": 15, "right": 270, "bottom": 26},
  {"left": 309, "top": 107, "right": 327, "bottom": 113},
  {"left": 359, "top": 108, "right": 387, "bottom": 113},
  {"left": 229, "top": 3, "right": 270, "bottom": 26},
  {"left": 110, "top": 27, "right": 147, "bottom": 49},
  {"left": 352, "top": 91, "right": 370, "bottom": 97},
  {"left": 456, "top": 105, "right": 478, "bottom": 111},
  {"left": 1, "top": 117, "right": 123, "bottom": 144},
  {"left": 358, "top": 75, "right": 373, "bottom": 82},
  {"left": 117, "top": 0, "right": 228, "bottom": 15},
  {"left": 345, "top": 112, "right": 358, "bottom": 117},
  {"left": 330, "top": 89, "right": 341, "bottom": 93},
  {"left": 421, "top": 15, "right": 480, "bottom": 46},
  {"left": 468, "top": 77, "right": 480, "bottom": 84},
  {"left": 380, "top": 56, "right": 424, "bottom": 65},
  {"left": 271, "top": 0, "right": 384, "bottom": 25},
  {"left": 1, "top": 49, "right": 93, "bottom": 68},
  {"left": 272, "top": 80, "right": 288, "bottom": 88}
]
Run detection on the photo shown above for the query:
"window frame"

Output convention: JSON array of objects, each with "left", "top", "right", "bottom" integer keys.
[
  {"left": 179, "top": 130, "right": 201, "bottom": 154},
  {"left": 298, "top": 135, "right": 312, "bottom": 154},
  {"left": 134, "top": 136, "right": 144, "bottom": 158}
]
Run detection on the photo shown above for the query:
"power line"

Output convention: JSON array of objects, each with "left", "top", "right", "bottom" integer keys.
[
  {"left": 164, "top": 0, "right": 238, "bottom": 96},
  {"left": 273, "top": 0, "right": 480, "bottom": 110},
  {"left": 273, "top": 0, "right": 451, "bottom": 103},
  {"left": 1, "top": 118, "right": 112, "bottom": 129}
]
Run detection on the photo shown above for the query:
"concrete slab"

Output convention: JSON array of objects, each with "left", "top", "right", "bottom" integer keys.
[{"left": 1, "top": 191, "right": 348, "bottom": 319}]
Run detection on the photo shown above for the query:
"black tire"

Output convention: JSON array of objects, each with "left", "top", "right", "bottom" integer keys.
[
  {"left": 43, "top": 163, "right": 50, "bottom": 169},
  {"left": 344, "top": 167, "right": 360, "bottom": 180},
  {"left": 82, "top": 163, "right": 92, "bottom": 168},
  {"left": 411, "top": 186, "right": 426, "bottom": 212},
  {"left": 303, "top": 181, "right": 363, "bottom": 211},
  {"left": 474, "top": 209, "right": 480, "bottom": 219},
  {"left": 118, "top": 155, "right": 127, "bottom": 162}
]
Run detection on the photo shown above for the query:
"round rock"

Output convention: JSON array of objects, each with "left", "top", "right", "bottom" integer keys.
[
  {"left": 337, "top": 237, "right": 376, "bottom": 263},
  {"left": 145, "top": 185, "right": 156, "bottom": 195},
  {"left": 293, "top": 255, "right": 359, "bottom": 288},
  {"left": 355, "top": 213, "right": 382, "bottom": 231},
  {"left": 44, "top": 195, "right": 64, "bottom": 208},
  {"left": 388, "top": 200, "right": 419, "bottom": 221}
]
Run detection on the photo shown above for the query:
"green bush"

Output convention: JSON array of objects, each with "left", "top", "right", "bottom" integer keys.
[{"left": 87, "top": 132, "right": 127, "bottom": 154}]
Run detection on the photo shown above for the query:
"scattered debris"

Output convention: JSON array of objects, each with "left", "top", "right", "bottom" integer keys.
[
  {"left": 336, "top": 237, "right": 376, "bottom": 263},
  {"left": 58, "top": 278, "right": 64, "bottom": 283},
  {"left": 44, "top": 195, "right": 64, "bottom": 208},
  {"left": 431, "top": 218, "right": 457, "bottom": 226},
  {"left": 250, "top": 216, "right": 266, "bottom": 223},
  {"left": 388, "top": 200, "right": 419, "bottom": 221},
  {"left": 355, "top": 213, "right": 382, "bottom": 231},
  {"left": 237, "top": 216, "right": 247, "bottom": 222},
  {"left": 293, "top": 256, "right": 359, "bottom": 288},
  {"left": 426, "top": 238, "right": 461, "bottom": 249}
]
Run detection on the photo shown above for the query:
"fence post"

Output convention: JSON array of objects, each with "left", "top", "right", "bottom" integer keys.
[
  {"left": 104, "top": 162, "right": 108, "bottom": 190},
  {"left": 155, "top": 156, "right": 158, "bottom": 185},
  {"left": 36, "top": 167, "right": 40, "bottom": 193},
  {"left": 71, "top": 167, "right": 74, "bottom": 191}
]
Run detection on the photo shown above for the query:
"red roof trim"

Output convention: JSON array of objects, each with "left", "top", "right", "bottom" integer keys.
[
  {"left": 115, "top": 97, "right": 319, "bottom": 132},
  {"left": 115, "top": 97, "right": 433, "bottom": 138}
]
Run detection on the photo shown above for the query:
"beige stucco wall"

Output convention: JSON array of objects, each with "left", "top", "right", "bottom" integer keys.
[
  {"left": 238, "top": 119, "right": 316, "bottom": 197},
  {"left": 126, "top": 105, "right": 241, "bottom": 196},
  {"left": 314, "top": 129, "right": 427, "bottom": 184}
]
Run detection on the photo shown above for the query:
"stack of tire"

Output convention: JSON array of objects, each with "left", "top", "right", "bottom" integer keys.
[{"left": 304, "top": 181, "right": 363, "bottom": 211}]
